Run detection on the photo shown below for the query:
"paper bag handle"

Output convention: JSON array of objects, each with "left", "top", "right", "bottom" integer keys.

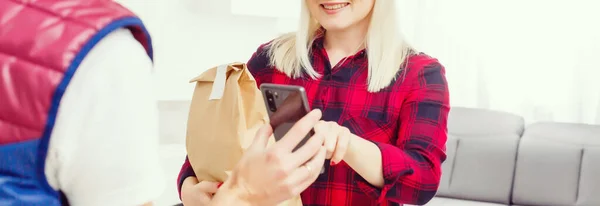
[{"left": 209, "top": 64, "right": 228, "bottom": 100}]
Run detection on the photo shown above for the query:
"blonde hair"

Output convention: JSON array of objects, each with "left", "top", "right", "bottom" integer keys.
[{"left": 267, "top": 0, "right": 412, "bottom": 92}]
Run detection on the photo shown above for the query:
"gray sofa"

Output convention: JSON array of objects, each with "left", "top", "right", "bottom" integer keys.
[
  {"left": 425, "top": 107, "right": 600, "bottom": 206},
  {"left": 156, "top": 102, "right": 600, "bottom": 206}
]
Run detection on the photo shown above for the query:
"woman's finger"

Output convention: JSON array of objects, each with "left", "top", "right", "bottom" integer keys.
[
  {"left": 318, "top": 122, "right": 338, "bottom": 159},
  {"left": 331, "top": 129, "right": 350, "bottom": 164},
  {"left": 277, "top": 109, "right": 322, "bottom": 152}
]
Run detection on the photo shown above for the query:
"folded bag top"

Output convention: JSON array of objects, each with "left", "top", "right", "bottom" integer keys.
[{"left": 186, "top": 62, "right": 268, "bottom": 182}]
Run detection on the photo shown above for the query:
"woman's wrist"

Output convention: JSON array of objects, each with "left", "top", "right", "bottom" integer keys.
[
  {"left": 343, "top": 134, "right": 363, "bottom": 164},
  {"left": 342, "top": 133, "right": 385, "bottom": 187}
]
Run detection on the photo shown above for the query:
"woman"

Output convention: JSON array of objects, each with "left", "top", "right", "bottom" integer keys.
[{"left": 179, "top": 0, "right": 449, "bottom": 205}]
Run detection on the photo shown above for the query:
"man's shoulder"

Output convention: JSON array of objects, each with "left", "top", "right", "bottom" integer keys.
[
  {"left": 81, "top": 28, "right": 152, "bottom": 76},
  {"left": 88, "top": 28, "right": 149, "bottom": 60}
]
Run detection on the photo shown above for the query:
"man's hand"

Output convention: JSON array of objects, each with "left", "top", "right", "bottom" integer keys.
[{"left": 212, "top": 109, "right": 326, "bottom": 206}]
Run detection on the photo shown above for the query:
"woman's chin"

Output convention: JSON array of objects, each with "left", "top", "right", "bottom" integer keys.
[{"left": 320, "top": 22, "right": 352, "bottom": 32}]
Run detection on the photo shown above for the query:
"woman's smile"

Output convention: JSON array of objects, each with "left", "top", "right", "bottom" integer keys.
[{"left": 320, "top": 2, "right": 350, "bottom": 15}]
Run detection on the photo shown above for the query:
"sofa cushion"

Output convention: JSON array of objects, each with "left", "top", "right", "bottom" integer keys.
[
  {"left": 422, "top": 197, "right": 506, "bottom": 206},
  {"left": 437, "top": 135, "right": 457, "bottom": 196},
  {"left": 512, "top": 122, "right": 600, "bottom": 206},
  {"left": 444, "top": 134, "right": 519, "bottom": 204},
  {"left": 437, "top": 107, "right": 523, "bottom": 204}
]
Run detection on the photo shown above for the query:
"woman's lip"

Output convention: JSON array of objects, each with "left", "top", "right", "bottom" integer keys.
[
  {"left": 320, "top": 2, "right": 350, "bottom": 6},
  {"left": 320, "top": 2, "right": 350, "bottom": 14}
]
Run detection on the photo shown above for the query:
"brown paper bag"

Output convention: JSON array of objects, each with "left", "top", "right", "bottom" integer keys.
[{"left": 186, "top": 62, "right": 303, "bottom": 206}]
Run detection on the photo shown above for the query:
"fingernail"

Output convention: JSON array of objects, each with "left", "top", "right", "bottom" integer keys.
[{"left": 217, "top": 183, "right": 223, "bottom": 188}]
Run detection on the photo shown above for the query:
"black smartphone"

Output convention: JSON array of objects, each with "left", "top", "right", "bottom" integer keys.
[
  {"left": 260, "top": 83, "right": 313, "bottom": 151},
  {"left": 260, "top": 83, "right": 325, "bottom": 174}
]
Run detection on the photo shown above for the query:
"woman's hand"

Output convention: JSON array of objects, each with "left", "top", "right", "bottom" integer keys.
[
  {"left": 314, "top": 121, "right": 352, "bottom": 165},
  {"left": 213, "top": 109, "right": 327, "bottom": 206},
  {"left": 181, "top": 176, "right": 221, "bottom": 206},
  {"left": 314, "top": 121, "right": 386, "bottom": 187}
]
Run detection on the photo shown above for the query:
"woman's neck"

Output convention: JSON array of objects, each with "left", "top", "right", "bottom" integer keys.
[{"left": 323, "top": 24, "right": 368, "bottom": 56}]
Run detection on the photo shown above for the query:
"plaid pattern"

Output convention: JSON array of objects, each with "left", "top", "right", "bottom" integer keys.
[{"left": 178, "top": 36, "right": 449, "bottom": 206}]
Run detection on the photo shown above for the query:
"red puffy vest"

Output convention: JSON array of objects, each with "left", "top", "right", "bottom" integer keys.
[{"left": 0, "top": 0, "right": 153, "bottom": 205}]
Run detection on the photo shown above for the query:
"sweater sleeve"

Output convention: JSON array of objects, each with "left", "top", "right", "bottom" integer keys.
[
  {"left": 177, "top": 156, "right": 196, "bottom": 199},
  {"left": 355, "top": 60, "right": 449, "bottom": 205}
]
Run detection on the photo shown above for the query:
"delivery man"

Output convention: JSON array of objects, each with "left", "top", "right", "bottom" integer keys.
[{"left": 0, "top": 0, "right": 164, "bottom": 205}]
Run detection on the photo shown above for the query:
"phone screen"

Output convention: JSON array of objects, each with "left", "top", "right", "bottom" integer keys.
[{"left": 264, "top": 88, "right": 311, "bottom": 152}]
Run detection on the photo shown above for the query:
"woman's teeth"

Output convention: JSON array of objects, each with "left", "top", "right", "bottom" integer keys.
[{"left": 323, "top": 3, "right": 348, "bottom": 10}]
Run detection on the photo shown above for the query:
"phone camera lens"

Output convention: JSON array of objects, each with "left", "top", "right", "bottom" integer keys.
[{"left": 266, "top": 90, "right": 277, "bottom": 112}]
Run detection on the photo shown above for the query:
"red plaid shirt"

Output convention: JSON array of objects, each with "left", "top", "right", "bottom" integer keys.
[{"left": 178, "top": 36, "right": 449, "bottom": 206}]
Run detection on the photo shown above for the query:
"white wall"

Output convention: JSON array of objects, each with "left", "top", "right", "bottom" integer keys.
[
  {"left": 413, "top": 0, "right": 600, "bottom": 124},
  {"left": 118, "top": 0, "right": 285, "bottom": 101}
]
